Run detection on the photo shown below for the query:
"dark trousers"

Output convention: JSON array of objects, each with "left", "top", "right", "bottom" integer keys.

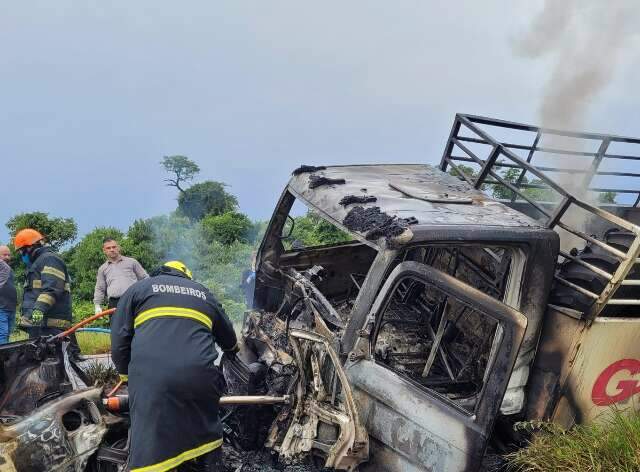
[{"left": 108, "top": 297, "right": 120, "bottom": 309}]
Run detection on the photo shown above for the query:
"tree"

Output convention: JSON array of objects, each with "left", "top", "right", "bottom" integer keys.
[
  {"left": 492, "top": 167, "right": 558, "bottom": 202},
  {"left": 492, "top": 167, "right": 523, "bottom": 200},
  {"left": 162, "top": 155, "right": 200, "bottom": 193},
  {"left": 598, "top": 191, "right": 617, "bottom": 204},
  {"left": 68, "top": 227, "right": 124, "bottom": 300},
  {"left": 178, "top": 181, "right": 238, "bottom": 221},
  {"left": 121, "top": 219, "right": 163, "bottom": 271},
  {"left": 6, "top": 212, "right": 78, "bottom": 251},
  {"left": 448, "top": 164, "right": 477, "bottom": 181},
  {"left": 289, "top": 212, "right": 351, "bottom": 248},
  {"left": 200, "top": 211, "right": 254, "bottom": 245}
]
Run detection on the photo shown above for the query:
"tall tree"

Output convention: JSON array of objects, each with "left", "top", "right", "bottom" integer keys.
[
  {"left": 6, "top": 212, "right": 78, "bottom": 251},
  {"left": 161, "top": 155, "right": 200, "bottom": 193}
]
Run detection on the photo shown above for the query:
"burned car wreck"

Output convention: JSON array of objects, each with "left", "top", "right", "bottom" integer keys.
[{"left": 0, "top": 338, "right": 128, "bottom": 472}]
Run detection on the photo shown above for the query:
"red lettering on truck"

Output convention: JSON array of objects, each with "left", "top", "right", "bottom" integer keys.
[{"left": 592, "top": 359, "right": 640, "bottom": 406}]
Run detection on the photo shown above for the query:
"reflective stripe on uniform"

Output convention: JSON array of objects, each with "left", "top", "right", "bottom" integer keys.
[
  {"left": 44, "top": 318, "right": 72, "bottom": 328},
  {"left": 36, "top": 293, "right": 56, "bottom": 306},
  {"left": 130, "top": 438, "right": 222, "bottom": 472},
  {"left": 32, "top": 279, "right": 42, "bottom": 289},
  {"left": 134, "top": 306, "right": 212, "bottom": 330},
  {"left": 41, "top": 266, "right": 66, "bottom": 281}
]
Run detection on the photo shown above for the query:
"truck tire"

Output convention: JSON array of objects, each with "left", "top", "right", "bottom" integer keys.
[{"left": 549, "top": 229, "right": 640, "bottom": 316}]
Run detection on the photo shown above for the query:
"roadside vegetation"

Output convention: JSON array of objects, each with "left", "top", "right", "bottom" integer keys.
[
  {"left": 507, "top": 410, "right": 640, "bottom": 471},
  {"left": 3, "top": 156, "right": 337, "bottom": 354}
]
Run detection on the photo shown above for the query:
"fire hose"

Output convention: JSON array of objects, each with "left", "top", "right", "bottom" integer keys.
[
  {"left": 53, "top": 308, "right": 116, "bottom": 340},
  {"left": 103, "top": 394, "right": 292, "bottom": 413}
]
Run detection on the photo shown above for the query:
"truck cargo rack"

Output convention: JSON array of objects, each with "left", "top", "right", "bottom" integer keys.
[{"left": 439, "top": 114, "right": 640, "bottom": 320}]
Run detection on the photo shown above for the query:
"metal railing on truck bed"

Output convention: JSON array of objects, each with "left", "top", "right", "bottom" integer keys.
[{"left": 439, "top": 114, "right": 640, "bottom": 320}]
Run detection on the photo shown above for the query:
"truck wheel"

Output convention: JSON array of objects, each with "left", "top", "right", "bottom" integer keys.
[{"left": 549, "top": 229, "right": 640, "bottom": 316}]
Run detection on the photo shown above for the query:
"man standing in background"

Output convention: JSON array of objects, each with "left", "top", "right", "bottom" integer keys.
[
  {"left": 94, "top": 238, "right": 148, "bottom": 313},
  {"left": 0, "top": 245, "right": 17, "bottom": 344}
]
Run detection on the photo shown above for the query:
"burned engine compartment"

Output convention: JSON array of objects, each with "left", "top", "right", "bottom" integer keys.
[
  {"left": 0, "top": 338, "right": 129, "bottom": 472},
  {"left": 222, "top": 262, "right": 370, "bottom": 471}
]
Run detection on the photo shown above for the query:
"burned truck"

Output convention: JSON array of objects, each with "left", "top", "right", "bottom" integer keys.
[
  {"left": 228, "top": 114, "right": 640, "bottom": 470},
  {"left": 2, "top": 114, "right": 640, "bottom": 471}
]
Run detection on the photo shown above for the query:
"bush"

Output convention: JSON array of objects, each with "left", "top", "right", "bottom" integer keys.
[
  {"left": 73, "top": 299, "right": 111, "bottom": 328},
  {"left": 200, "top": 211, "right": 254, "bottom": 245},
  {"left": 507, "top": 410, "right": 640, "bottom": 471}
]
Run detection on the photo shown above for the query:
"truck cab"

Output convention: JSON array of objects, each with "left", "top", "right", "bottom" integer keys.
[
  {"left": 246, "top": 163, "right": 557, "bottom": 470},
  {"left": 239, "top": 114, "right": 640, "bottom": 471}
]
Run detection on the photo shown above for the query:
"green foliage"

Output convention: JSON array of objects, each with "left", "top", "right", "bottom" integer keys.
[
  {"left": 599, "top": 191, "right": 617, "bottom": 204},
  {"left": 121, "top": 219, "right": 162, "bottom": 270},
  {"left": 200, "top": 211, "right": 254, "bottom": 245},
  {"left": 76, "top": 332, "right": 112, "bottom": 355},
  {"left": 448, "top": 164, "right": 477, "bottom": 181},
  {"left": 491, "top": 167, "right": 521, "bottom": 200},
  {"left": 68, "top": 227, "right": 125, "bottom": 301},
  {"left": 287, "top": 212, "right": 352, "bottom": 248},
  {"left": 162, "top": 155, "right": 200, "bottom": 192},
  {"left": 197, "top": 240, "right": 254, "bottom": 310},
  {"left": 5, "top": 156, "right": 263, "bottom": 328},
  {"left": 507, "top": 409, "right": 640, "bottom": 471},
  {"left": 492, "top": 166, "right": 558, "bottom": 202},
  {"left": 178, "top": 181, "right": 238, "bottom": 221},
  {"left": 6, "top": 211, "right": 77, "bottom": 251}
]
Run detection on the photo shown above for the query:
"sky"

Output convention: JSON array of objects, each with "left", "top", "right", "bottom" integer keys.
[{"left": 1, "top": 1, "right": 640, "bottom": 244}]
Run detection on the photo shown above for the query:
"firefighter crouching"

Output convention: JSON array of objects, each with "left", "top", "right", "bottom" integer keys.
[
  {"left": 14, "top": 228, "right": 80, "bottom": 356},
  {"left": 111, "top": 260, "right": 238, "bottom": 472}
]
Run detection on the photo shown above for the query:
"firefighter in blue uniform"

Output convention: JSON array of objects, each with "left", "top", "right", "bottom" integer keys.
[{"left": 111, "top": 260, "right": 238, "bottom": 472}]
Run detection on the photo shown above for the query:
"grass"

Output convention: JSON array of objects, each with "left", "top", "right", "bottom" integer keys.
[
  {"left": 9, "top": 329, "right": 111, "bottom": 355},
  {"left": 507, "top": 409, "right": 640, "bottom": 472},
  {"left": 75, "top": 331, "right": 111, "bottom": 354},
  {"left": 83, "top": 361, "right": 119, "bottom": 387}
]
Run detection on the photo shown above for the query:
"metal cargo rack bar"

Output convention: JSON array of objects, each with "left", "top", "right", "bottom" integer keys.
[{"left": 439, "top": 114, "right": 640, "bottom": 320}]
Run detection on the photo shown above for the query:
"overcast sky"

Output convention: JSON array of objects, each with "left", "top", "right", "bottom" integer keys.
[{"left": 2, "top": 1, "right": 639, "bottom": 244}]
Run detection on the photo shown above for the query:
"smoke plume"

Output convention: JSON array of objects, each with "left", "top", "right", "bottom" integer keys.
[
  {"left": 515, "top": 0, "right": 638, "bottom": 131},
  {"left": 514, "top": 1, "right": 639, "bottom": 250}
]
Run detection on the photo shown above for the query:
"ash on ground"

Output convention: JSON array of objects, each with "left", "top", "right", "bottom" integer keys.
[{"left": 222, "top": 446, "right": 330, "bottom": 472}]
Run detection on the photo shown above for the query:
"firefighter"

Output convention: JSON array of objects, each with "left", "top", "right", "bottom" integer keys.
[
  {"left": 14, "top": 229, "right": 75, "bottom": 339},
  {"left": 111, "top": 260, "right": 238, "bottom": 472}
]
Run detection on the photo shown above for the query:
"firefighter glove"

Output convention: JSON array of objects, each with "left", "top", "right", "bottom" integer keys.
[
  {"left": 31, "top": 310, "right": 44, "bottom": 324},
  {"left": 95, "top": 304, "right": 102, "bottom": 315}
]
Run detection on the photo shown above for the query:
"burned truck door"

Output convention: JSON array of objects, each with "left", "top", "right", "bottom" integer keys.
[{"left": 345, "top": 262, "right": 527, "bottom": 472}]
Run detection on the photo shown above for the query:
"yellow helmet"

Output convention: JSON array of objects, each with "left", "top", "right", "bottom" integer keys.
[{"left": 163, "top": 260, "right": 193, "bottom": 279}]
